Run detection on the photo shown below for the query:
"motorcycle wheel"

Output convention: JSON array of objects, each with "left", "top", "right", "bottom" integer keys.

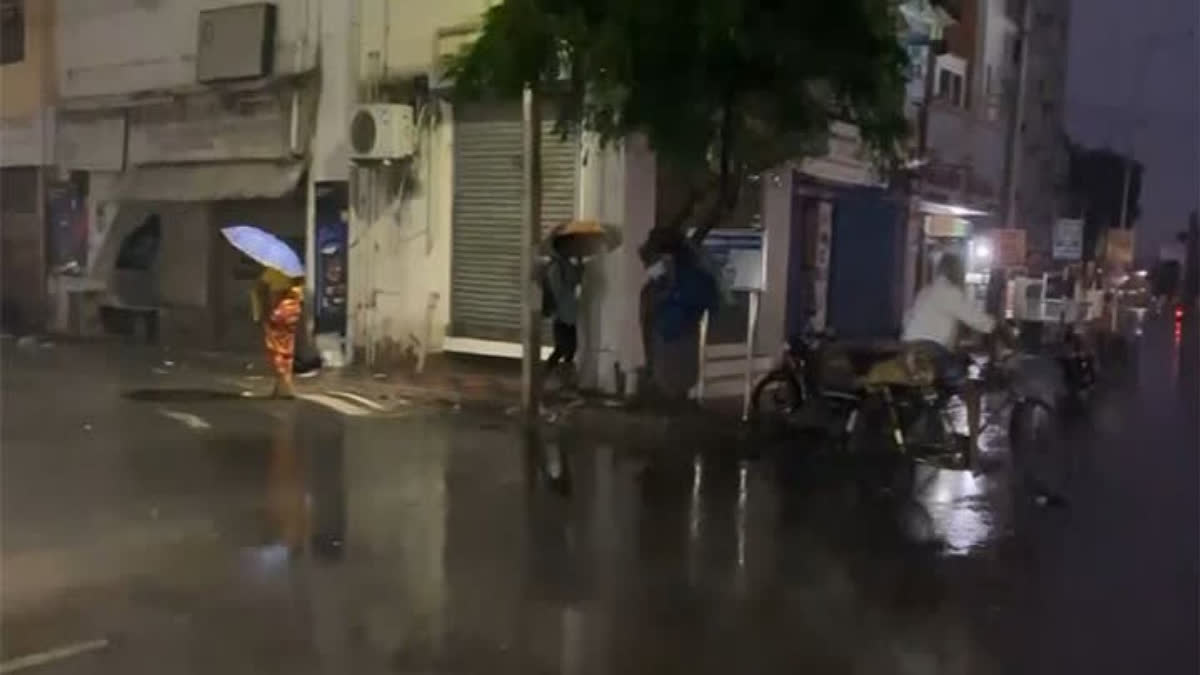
[
  {"left": 1009, "top": 399, "right": 1073, "bottom": 505},
  {"left": 750, "top": 369, "right": 803, "bottom": 428}
]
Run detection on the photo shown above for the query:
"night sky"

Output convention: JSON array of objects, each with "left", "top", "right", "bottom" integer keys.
[{"left": 1065, "top": 0, "right": 1200, "bottom": 255}]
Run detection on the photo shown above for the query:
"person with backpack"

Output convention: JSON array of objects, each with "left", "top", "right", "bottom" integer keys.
[{"left": 542, "top": 238, "right": 584, "bottom": 385}]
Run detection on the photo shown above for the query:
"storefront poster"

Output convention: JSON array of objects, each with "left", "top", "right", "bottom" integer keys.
[
  {"left": 45, "top": 174, "right": 89, "bottom": 273},
  {"left": 315, "top": 182, "right": 349, "bottom": 335}
]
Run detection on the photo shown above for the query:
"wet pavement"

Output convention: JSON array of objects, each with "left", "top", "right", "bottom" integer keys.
[{"left": 1, "top": 315, "right": 1197, "bottom": 674}]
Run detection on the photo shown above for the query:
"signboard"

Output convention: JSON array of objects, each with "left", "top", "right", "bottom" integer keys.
[
  {"left": 990, "top": 228, "right": 1026, "bottom": 268},
  {"left": 925, "top": 214, "right": 970, "bottom": 238},
  {"left": 702, "top": 229, "right": 765, "bottom": 292},
  {"left": 1104, "top": 229, "right": 1135, "bottom": 270},
  {"left": 1053, "top": 218, "right": 1084, "bottom": 261}
]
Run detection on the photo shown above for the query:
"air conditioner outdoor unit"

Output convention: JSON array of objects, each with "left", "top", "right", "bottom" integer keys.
[{"left": 349, "top": 104, "right": 415, "bottom": 160}]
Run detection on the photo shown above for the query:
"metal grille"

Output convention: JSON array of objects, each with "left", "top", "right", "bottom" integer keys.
[{"left": 450, "top": 104, "right": 577, "bottom": 341}]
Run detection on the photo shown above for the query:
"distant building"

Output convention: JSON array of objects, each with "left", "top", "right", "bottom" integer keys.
[
  {"left": 1063, "top": 142, "right": 1143, "bottom": 261},
  {"left": 1010, "top": 0, "right": 1071, "bottom": 262}
]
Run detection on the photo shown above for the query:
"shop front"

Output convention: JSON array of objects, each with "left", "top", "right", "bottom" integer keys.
[{"left": 81, "top": 82, "right": 315, "bottom": 349}]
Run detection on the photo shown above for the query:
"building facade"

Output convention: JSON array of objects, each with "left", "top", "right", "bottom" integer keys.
[
  {"left": 1010, "top": 0, "right": 1071, "bottom": 264},
  {"left": 0, "top": 0, "right": 56, "bottom": 331},
  {"left": 53, "top": 0, "right": 323, "bottom": 348}
]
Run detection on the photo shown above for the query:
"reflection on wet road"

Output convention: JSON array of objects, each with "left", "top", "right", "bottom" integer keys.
[{"left": 1, "top": 315, "right": 1196, "bottom": 674}]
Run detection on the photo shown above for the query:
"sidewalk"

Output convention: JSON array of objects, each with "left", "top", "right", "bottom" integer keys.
[{"left": 178, "top": 346, "right": 751, "bottom": 446}]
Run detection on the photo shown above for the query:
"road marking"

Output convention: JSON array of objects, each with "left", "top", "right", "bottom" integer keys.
[
  {"left": 298, "top": 393, "right": 373, "bottom": 417},
  {"left": 325, "top": 390, "right": 389, "bottom": 412},
  {"left": 0, "top": 638, "right": 110, "bottom": 673},
  {"left": 158, "top": 409, "right": 213, "bottom": 430}
]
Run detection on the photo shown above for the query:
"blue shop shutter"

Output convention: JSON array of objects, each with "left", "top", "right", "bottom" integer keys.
[{"left": 827, "top": 187, "right": 902, "bottom": 339}]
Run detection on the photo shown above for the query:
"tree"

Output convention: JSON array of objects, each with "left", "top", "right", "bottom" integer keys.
[{"left": 447, "top": 0, "right": 914, "bottom": 246}]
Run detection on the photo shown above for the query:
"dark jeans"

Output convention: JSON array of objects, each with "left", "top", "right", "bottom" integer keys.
[{"left": 546, "top": 320, "right": 578, "bottom": 369}]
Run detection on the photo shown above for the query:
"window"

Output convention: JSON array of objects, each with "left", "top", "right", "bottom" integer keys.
[{"left": 0, "top": 0, "right": 23, "bottom": 66}]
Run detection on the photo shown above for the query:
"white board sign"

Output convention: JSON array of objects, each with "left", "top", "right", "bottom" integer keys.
[
  {"left": 1053, "top": 218, "right": 1084, "bottom": 261},
  {"left": 702, "top": 230, "right": 765, "bottom": 292}
]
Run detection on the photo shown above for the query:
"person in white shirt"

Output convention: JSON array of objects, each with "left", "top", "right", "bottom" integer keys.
[{"left": 902, "top": 253, "right": 999, "bottom": 458}]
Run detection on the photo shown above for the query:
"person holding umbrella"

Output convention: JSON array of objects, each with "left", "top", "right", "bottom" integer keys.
[
  {"left": 223, "top": 225, "right": 307, "bottom": 399},
  {"left": 541, "top": 220, "right": 621, "bottom": 388},
  {"left": 542, "top": 236, "right": 583, "bottom": 385}
]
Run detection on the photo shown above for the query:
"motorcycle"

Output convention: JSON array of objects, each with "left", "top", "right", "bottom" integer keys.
[
  {"left": 750, "top": 323, "right": 865, "bottom": 437},
  {"left": 845, "top": 330, "right": 1077, "bottom": 502}
]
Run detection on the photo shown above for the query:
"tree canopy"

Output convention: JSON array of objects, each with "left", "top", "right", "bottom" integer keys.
[{"left": 448, "top": 0, "right": 916, "bottom": 238}]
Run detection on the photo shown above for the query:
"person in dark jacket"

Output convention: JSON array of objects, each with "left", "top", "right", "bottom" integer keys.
[{"left": 543, "top": 240, "right": 583, "bottom": 384}]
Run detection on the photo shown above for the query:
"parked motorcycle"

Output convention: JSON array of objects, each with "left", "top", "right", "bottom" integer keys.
[{"left": 750, "top": 324, "right": 864, "bottom": 438}]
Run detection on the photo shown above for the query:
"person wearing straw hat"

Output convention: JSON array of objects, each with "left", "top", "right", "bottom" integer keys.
[{"left": 542, "top": 237, "right": 584, "bottom": 386}]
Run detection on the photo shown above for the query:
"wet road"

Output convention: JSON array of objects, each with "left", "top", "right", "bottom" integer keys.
[{"left": 1, "top": 316, "right": 1197, "bottom": 674}]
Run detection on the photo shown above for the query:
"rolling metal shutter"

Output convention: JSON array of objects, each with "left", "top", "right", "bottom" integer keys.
[{"left": 451, "top": 104, "right": 577, "bottom": 342}]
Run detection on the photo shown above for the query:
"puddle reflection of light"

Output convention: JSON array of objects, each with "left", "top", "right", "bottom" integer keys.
[
  {"left": 921, "top": 470, "right": 996, "bottom": 556},
  {"left": 736, "top": 463, "right": 748, "bottom": 570},
  {"left": 690, "top": 455, "right": 704, "bottom": 541}
]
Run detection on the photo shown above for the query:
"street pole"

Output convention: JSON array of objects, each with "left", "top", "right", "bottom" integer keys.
[{"left": 520, "top": 85, "right": 544, "bottom": 424}]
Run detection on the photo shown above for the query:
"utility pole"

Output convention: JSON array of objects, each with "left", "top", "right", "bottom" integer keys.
[{"left": 519, "top": 84, "right": 543, "bottom": 424}]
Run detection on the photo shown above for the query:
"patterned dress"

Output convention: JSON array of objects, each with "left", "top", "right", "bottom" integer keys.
[{"left": 265, "top": 285, "right": 304, "bottom": 378}]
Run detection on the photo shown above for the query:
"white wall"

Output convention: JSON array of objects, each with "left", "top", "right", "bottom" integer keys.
[
  {"left": 347, "top": 101, "right": 454, "bottom": 365},
  {"left": 57, "top": 0, "right": 320, "bottom": 100},
  {"left": 345, "top": 0, "right": 493, "bottom": 365}
]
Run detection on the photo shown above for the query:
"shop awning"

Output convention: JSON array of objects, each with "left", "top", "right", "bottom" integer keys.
[{"left": 116, "top": 161, "right": 304, "bottom": 201}]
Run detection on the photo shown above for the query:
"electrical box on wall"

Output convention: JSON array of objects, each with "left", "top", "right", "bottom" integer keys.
[
  {"left": 196, "top": 3, "right": 277, "bottom": 83},
  {"left": 349, "top": 105, "right": 415, "bottom": 161}
]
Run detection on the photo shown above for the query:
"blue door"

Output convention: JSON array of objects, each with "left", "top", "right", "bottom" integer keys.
[{"left": 827, "top": 187, "right": 903, "bottom": 339}]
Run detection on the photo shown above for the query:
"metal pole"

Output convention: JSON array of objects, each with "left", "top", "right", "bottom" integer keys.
[{"left": 520, "top": 85, "right": 544, "bottom": 423}]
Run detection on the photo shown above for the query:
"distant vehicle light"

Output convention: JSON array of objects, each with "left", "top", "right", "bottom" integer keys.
[{"left": 1136, "top": 269, "right": 1149, "bottom": 277}]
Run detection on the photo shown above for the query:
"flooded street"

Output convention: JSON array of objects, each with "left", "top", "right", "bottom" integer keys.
[{"left": 2, "top": 314, "right": 1197, "bottom": 674}]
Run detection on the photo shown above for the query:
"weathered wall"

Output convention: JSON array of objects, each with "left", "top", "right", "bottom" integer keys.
[
  {"left": 347, "top": 0, "right": 488, "bottom": 364},
  {"left": 56, "top": 0, "right": 319, "bottom": 100},
  {"left": 0, "top": 0, "right": 56, "bottom": 167}
]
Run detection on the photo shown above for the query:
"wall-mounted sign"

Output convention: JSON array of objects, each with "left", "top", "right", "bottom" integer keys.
[
  {"left": 1052, "top": 218, "right": 1084, "bottom": 261},
  {"left": 702, "top": 229, "right": 765, "bottom": 292},
  {"left": 925, "top": 214, "right": 970, "bottom": 238},
  {"left": 990, "top": 228, "right": 1026, "bottom": 268}
]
